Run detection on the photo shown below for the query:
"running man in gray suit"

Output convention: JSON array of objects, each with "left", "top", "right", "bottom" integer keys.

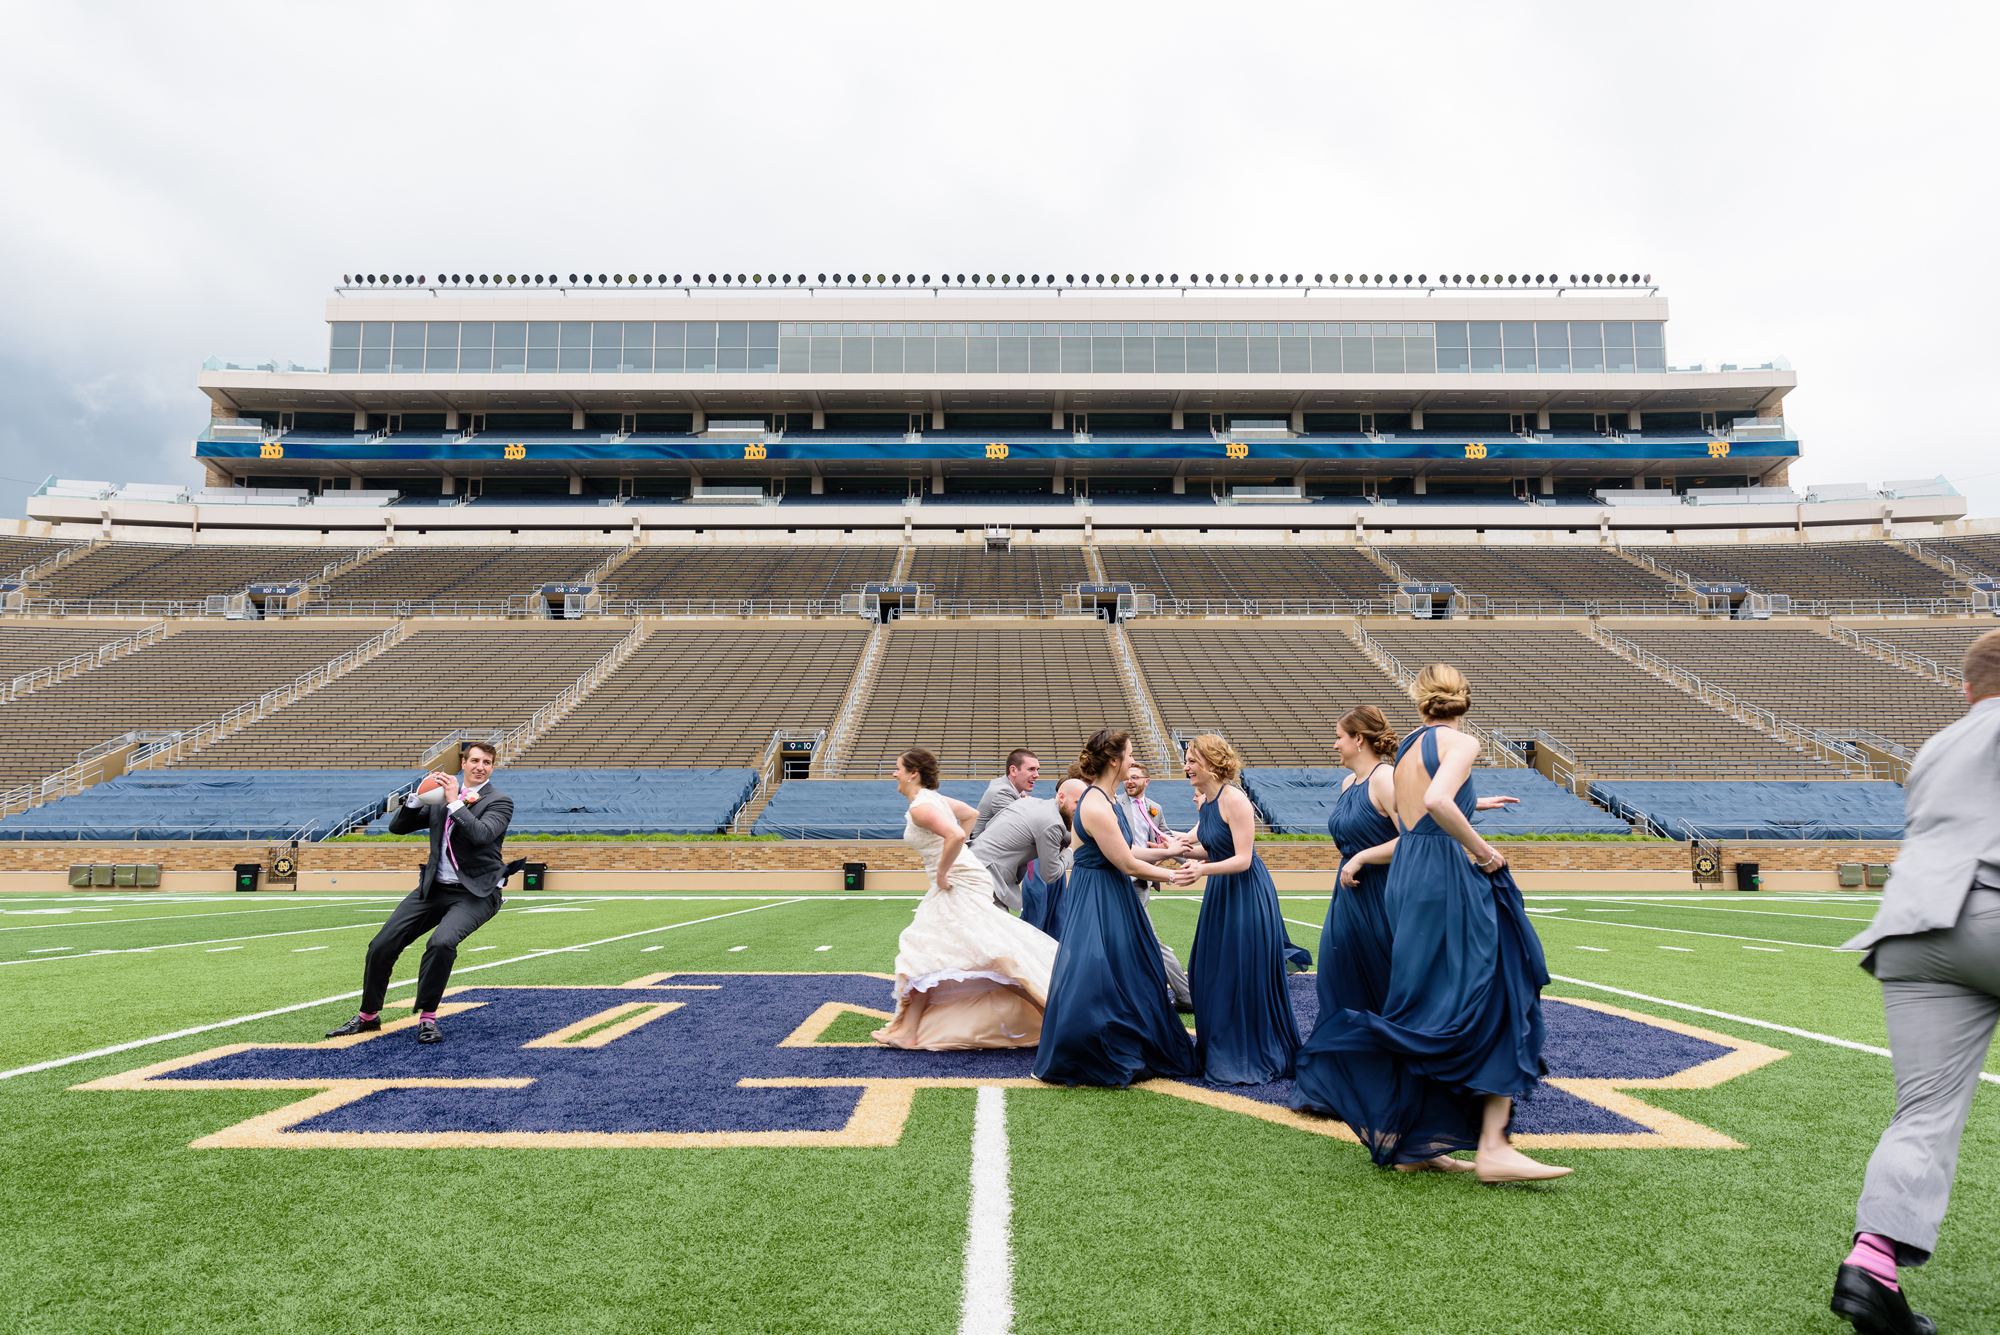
[
  {"left": 1830, "top": 628, "right": 2000, "bottom": 1335},
  {"left": 971, "top": 788, "right": 1072, "bottom": 915},
  {"left": 971, "top": 748, "right": 1041, "bottom": 840}
]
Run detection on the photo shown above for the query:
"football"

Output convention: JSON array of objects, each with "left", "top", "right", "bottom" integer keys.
[{"left": 414, "top": 774, "right": 452, "bottom": 806}]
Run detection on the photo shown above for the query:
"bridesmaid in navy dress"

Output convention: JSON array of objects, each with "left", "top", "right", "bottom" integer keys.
[
  {"left": 1178, "top": 733, "right": 1301, "bottom": 1085},
  {"left": 1306, "top": 665, "right": 1569, "bottom": 1183},
  {"left": 1034, "top": 730, "right": 1199, "bottom": 1087}
]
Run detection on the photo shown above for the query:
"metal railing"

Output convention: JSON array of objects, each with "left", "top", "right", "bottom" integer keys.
[
  {"left": 1134, "top": 597, "right": 1384, "bottom": 618},
  {"left": 1830, "top": 624, "right": 1965, "bottom": 687},
  {"left": 819, "top": 623, "right": 889, "bottom": 776},
  {"left": 12, "top": 539, "right": 98, "bottom": 587},
  {"left": 607, "top": 598, "right": 846, "bottom": 619},
  {"left": 1897, "top": 537, "right": 1993, "bottom": 585},
  {"left": 2, "top": 621, "right": 168, "bottom": 703},
  {"left": 1472, "top": 599, "right": 1699, "bottom": 619},
  {"left": 1106, "top": 622, "right": 1173, "bottom": 773},
  {"left": 730, "top": 727, "right": 828, "bottom": 833},
  {"left": 1585, "top": 624, "right": 1883, "bottom": 777},
  {"left": 14, "top": 598, "right": 212, "bottom": 619},
  {"left": 1798, "top": 597, "right": 1973, "bottom": 618},
  {"left": 296, "top": 599, "right": 524, "bottom": 618},
  {"left": 496, "top": 623, "right": 647, "bottom": 763}
]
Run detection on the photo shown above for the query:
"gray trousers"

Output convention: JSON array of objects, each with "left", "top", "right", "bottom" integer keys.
[
  {"left": 1856, "top": 888, "right": 2000, "bottom": 1263},
  {"left": 1135, "top": 880, "right": 1194, "bottom": 1009}
]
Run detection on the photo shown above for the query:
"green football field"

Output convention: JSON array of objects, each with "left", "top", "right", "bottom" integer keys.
[{"left": 2, "top": 887, "right": 1995, "bottom": 1334}]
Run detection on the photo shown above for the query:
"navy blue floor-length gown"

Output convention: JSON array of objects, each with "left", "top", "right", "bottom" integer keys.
[
  {"left": 1187, "top": 794, "right": 1301, "bottom": 1084},
  {"left": 1295, "top": 726, "right": 1550, "bottom": 1165},
  {"left": 1033, "top": 788, "right": 1198, "bottom": 1087},
  {"left": 1291, "top": 765, "right": 1400, "bottom": 1115}
]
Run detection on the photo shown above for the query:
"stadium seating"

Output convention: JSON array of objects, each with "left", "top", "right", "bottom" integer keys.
[
  {"left": 608, "top": 545, "right": 892, "bottom": 601},
  {"left": 1096, "top": 545, "right": 1388, "bottom": 601},
  {"left": 1386, "top": 545, "right": 1670, "bottom": 604},
  {"left": 520, "top": 626, "right": 872, "bottom": 767},
  {"left": 0, "top": 535, "right": 72, "bottom": 575},
  {"left": 907, "top": 547, "right": 1091, "bottom": 601},
  {"left": 1242, "top": 767, "right": 1630, "bottom": 835},
  {"left": 1363, "top": 627, "right": 1831, "bottom": 778},
  {"left": 1934, "top": 534, "right": 2000, "bottom": 576},
  {"left": 1126, "top": 625, "right": 1422, "bottom": 766},
  {"left": 1630, "top": 541, "right": 1945, "bottom": 602},
  {"left": 317, "top": 546, "right": 604, "bottom": 605},
  {"left": 846, "top": 626, "right": 1134, "bottom": 777},
  {"left": 1615, "top": 628, "right": 1965, "bottom": 749},
  {"left": 1591, "top": 779, "right": 1906, "bottom": 840},
  {"left": 40, "top": 543, "right": 368, "bottom": 602},
  {"left": 0, "top": 627, "right": 379, "bottom": 786},
  {"left": 1844, "top": 625, "right": 1993, "bottom": 664},
  {"left": 0, "top": 769, "right": 414, "bottom": 841},
  {"left": 178, "top": 624, "right": 631, "bottom": 769},
  {"left": 362, "top": 768, "right": 758, "bottom": 836},
  {"left": 0, "top": 626, "right": 136, "bottom": 682}
]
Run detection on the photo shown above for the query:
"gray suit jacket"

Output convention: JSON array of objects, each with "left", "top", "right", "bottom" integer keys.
[
  {"left": 971, "top": 796, "right": 1071, "bottom": 913},
  {"left": 1845, "top": 695, "right": 2000, "bottom": 954},
  {"left": 970, "top": 777, "right": 1026, "bottom": 841}
]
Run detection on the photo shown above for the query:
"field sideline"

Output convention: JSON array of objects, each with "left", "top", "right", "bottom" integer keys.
[{"left": 2, "top": 887, "right": 1994, "bottom": 1334}]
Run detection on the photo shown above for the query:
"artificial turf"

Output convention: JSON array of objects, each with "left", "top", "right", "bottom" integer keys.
[{"left": 1, "top": 888, "right": 1994, "bottom": 1333}]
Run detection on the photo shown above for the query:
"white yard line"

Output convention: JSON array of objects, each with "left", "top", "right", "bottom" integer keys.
[
  {"left": 959, "top": 1086, "right": 1014, "bottom": 1335},
  {"left": 1547, "top": 974, "right": 2000, "bottom": 1086},
  {"left": 1592, "top": 901, "right": 1875, "bottom": 925},
  {"left": 1529, "top": 915, "right": 1845, "bottom": 952},
  {"left": 0, "top": 903, "right": 376, "bottom": 934},
  {"left": 0, "top": 921, "right": 385, "bottom": 966},
  {"left": 0, "top": 898, "right": 807, "bottom": 1081}
]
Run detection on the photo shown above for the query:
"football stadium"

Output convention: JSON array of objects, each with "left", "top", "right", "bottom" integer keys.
[{"left": 3, "top": 272, "right": 1996, "bottom": 1334}]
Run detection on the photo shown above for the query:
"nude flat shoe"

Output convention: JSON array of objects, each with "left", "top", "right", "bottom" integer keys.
[{"left": 1474, "top": 1151, "right": 1573, "bottom": 1184}]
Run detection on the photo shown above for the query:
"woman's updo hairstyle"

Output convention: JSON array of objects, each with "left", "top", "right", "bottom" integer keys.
[
  {"left": 1185, "top": 732, "right": 1242, "bottom": 782},
  {"left": 1413, "top": 664, "right": 1471, "bottom": 721},
  {"left": 1074, "top": 728, "right": 1131, "bottom": 781},
  {"left": 1338, "top": 704, "right": 1400, "bottom": 757},
  {"left": 898, "top": 747, "right": 941, "bottom": 789}
]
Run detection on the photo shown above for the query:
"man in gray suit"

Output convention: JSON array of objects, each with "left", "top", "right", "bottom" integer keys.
[
  {"left": 971, "top": 748, "right": 1041, "bottom": 840},
  {"left": 1831, "top": 629, "right": 2000, "bottom": 1335},
  {"left": 972, "top": 783, "right": 1073, "bottom": 915}
]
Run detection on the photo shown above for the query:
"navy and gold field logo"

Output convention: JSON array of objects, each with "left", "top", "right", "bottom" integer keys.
[{"left": 76, "top": 973, "right": 1784, "bottom": 1151}]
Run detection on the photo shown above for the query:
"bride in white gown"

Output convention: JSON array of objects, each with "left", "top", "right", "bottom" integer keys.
[{"left": 873, "top": 747, "right": 1061, "bottom": 1050}]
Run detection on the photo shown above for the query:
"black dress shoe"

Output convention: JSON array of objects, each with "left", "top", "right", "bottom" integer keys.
[
  {"left": 1832, "top": 1264, "right": 1935, "bottom": 1335},
  {"left": 325, "top": 1014, "right": 381, "bottom": 1038},
  {"left": 416, "top": 1019, "right": 443, "bottom": 1044}
]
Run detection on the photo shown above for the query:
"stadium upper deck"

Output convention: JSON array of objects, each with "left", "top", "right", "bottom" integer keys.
[{"left": 178, "top": 274, "right": 1804, "bottom": 502}]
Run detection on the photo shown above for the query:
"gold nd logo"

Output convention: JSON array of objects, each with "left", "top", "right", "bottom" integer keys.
[
  {"left": 504, "top": 444, "right": 527, "bottom": 460},
  {"left": 1225, "top": 442, "right": 1249, "bottom": 460},
  {"left": 986, "top": 443, "right": 1009, "bottom": 459},
  {"left": 1708, "top": 441, "right": 1730, "bottom": 458},
  {"left": 259, "top": 443, "right": 284, "bottom": 459},
  {"left": 1464, "top": 443, "right": 1488, "bottom": 460},
  {"left": 744, "top": 443, "right": 768, "bottom": 460}
]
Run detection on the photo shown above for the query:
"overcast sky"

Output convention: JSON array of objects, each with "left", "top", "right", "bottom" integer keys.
[{"left": 2, "top": 1, "right": 1994, "bottom": 520}]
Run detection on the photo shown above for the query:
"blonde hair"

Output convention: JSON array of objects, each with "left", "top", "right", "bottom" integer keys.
[
  {"left": 1184, "top": 732, "right": 1242, "bottom": 782},
  {"left": 1966, "top": 629, "right": 2000, "bottom": 701},
  {"left": 1413, "top": 663, "right": 1471, "bottom": 721}
]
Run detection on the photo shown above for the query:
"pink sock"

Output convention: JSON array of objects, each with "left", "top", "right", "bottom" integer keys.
[
  {"left": 357, "top": 1012, "right": 378, "bottom": 1021},
  {"left": 1844, "top": 1233, "right": 1899, "bottom": 1291},
  {"left": 420, "top": 1010, "right": 438, "bottom": 1022}
]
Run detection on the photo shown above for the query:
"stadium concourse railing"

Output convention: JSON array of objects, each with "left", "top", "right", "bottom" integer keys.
[
  {"left": 492, "top": 623, "right": 648, "bottom": 765},
  {"left": 2, "top": 621, "right": 168, "bottom": 703},
  {"left": 0, "top": 623, "right": 413, "bottom": 822},
  {"left": 1830, "top": 624, "right": 1967, "bottom": 687},
  {"left": 1583, "top": 623, "right": 1887, "bottom": 778},
  {"left": 728, "top": 727, "right": 830, "bottom": 834},
  {"left": 816, "top": 623, "right": 889, "bottom": 776}
]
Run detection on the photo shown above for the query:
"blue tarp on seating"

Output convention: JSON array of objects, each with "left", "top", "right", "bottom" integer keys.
[
  {"left": 1243, "top": 767, "right": 1631, "bottom": 836},
  {"left": 362, "top": 768, "right": 757, "bottom": 836},
  {"left": 0, "top": 770, "right": 418, "bottom": 842},
  {"left": 1590, "top": 781, "right": 1906, "bottom": 841}
]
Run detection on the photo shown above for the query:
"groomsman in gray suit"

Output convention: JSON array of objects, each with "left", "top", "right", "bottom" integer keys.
[
  {"left": 971, "top": 748, "right": 1041, "bottom": 840},
  {"left": 971, "top": 784, "right": 1072, "bottom": 915},
  {"left": 1830, "top": 628, "right": 2000, "bottom": 1335}
]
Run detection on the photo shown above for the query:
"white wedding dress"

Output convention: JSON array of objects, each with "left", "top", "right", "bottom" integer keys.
[{"left": 873, "top": 787, "right": 1061, "bottom": 1050}]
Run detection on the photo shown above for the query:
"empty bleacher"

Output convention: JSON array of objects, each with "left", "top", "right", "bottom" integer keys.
[
  {"left": 40, "top": 543, "right": 367, "bottom": 602},
  {"left": 177, "top": 624, "right": 629, "bottom": 769},
  {"left": 1126, "top": 626, "right": 1421, "bottom": 767},
  {"left": 1617, "top": 628, "right": 1966, "bottom": 750},
  {"left": 0, "top": 535, "right": 72, "bottom": 575},
  {"left": 609, "top": 545, "right": 891, "bottom": 601},
  {"left": 1934, "top": 535, "right": 2000, "bottom": 577},
  {"left": 1388, "top": 545, "right": 1670, "bottom": 604},
  {"left": 317, "top": 546, "right": 603, "bottom": 605},
  {"left": 908, "top": 546, "right": 1091, "bottom": 601},
  {"left": 0, "top": 627, "right": 376, "bottom": 785},
  {"left": 0, "top": 626, "right": 135, "bottom": 682},
  {"left": 1843, "top": 625, "right": 1995, "bottom": 665},
  {"left": 1364, "top": 627, "right": 1830, "bottom": 778},
  {"left": 521, "top": 626, "right": 872, "bottom": 767},
  {"left": 1630, "top": 541, "right": 1945, "bottom": 602},
  {"left": 1096, "top": 544, "right": 1386, "bottom": 602},
  {"left": 846, "top": 626, "right": 1132, "bottom": 776}
]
